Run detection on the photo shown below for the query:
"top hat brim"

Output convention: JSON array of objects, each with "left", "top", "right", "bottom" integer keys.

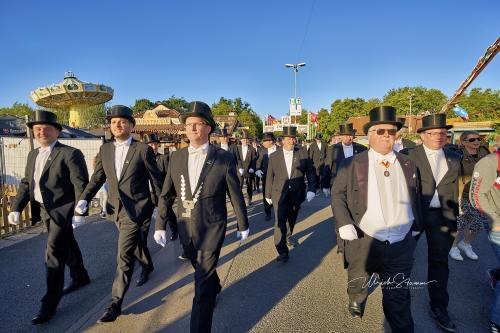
[
  {"left": 417, "top": 124, "right": 453, "bottom": 133},
  {"left": 337, "top": 130, "right": 357, "bottom": 135},
  {"left": 282, "top": 133, "right": 297, "bottom": 138},
  {"left": 107, "top": 114, "right": 136, "bottom": 125},
  {"left": 27, "top": 120, "right": 62, "bottom": 131},
  {"left": 180, "top": 112, "right": 217, "bottom": 134},
  {"left": 363, "top": 121, "right": 403, "bottom": 134}
]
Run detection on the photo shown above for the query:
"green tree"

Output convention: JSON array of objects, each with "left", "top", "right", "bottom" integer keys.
[
  {"left": 330, "top": 98, "right": 367, "bottom": 134},
  {"left": 211, "top": 97, "right": 234, "bottom": 115},
  {"left": 131, "top": 98, "right": 154, "bottom": 114},
  {"left": 156, "top": 95, "right": 189, "bottom": 111},
  {"left": 383, "top": 86, "right": 447, "bottom": 116},
  {"left": 455, "top": 88, "right": 499, "bottom": 121},
  {"left": 0, "top": 102, "right": 33, "bottom": 117},
  {"left": 316, "top": 108, "right": 331, "bottom": 137},
  {"left": 211, "top": 97, "right": 262, "bottom": 138}
]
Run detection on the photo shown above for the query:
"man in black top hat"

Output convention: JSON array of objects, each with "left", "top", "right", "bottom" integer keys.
[
  {"left": 265, "top": 126, "right": 317, "bottom": 262},
  {"left": 154, "top": 101, "right": 249, "bottom": 333},
  {"left": 76, "top": 105, "right": 163, "bottom": 323},
  {"left": 332, "top": 106, "right": 422, "bottom": 332},
  {"left": 235, "top": 130, "right": 258, "bottom": 206},
  {"left": 9, "top": 110, "right": 90, "bottom": 324},
  {"left": 309, "top": 133, "right": 327, "bottom": 192},
  {"left": 256, "top": 132, "right": 277, "bottom": 220},
  {"left": 322, "top": 123, "right": 367, "bottom": 255},
  {"left": 393, "top": 117, "right": 417, "bottom": 152},
  {"left": 217, "top": 128, "right": 231, "bottom": 152},
  {"left": 402, "top": 113, "right": 460, "bottom": 332}
]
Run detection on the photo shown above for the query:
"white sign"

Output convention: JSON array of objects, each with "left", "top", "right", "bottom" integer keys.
[
  {"left": 289, "top": 98, "right": 302, "bottom": 116},
  {"left": 282, "top": 116, "right": 291, "bottom": 125},
  {"left": 264, "top": 125, "right": 274, "bottom": 132}
]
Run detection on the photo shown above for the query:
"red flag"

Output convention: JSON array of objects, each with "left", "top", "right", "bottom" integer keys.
[
  {"left": 309, "top": 112, "right": 318, "bottom": 123},
  {"left": 267, "top": 114, "right": 278, "bottom": 125}
]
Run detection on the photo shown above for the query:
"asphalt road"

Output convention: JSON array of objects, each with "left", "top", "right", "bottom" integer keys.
[{"left": 0, "top": 193, "right": 495, "bottom": 332}]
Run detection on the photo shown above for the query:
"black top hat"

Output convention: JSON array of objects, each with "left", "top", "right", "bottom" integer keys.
[
  {"left": 240, "top": 130, "right": 252, "bottom": 140},
  {"left": 143, "top": 133, "right": 160, "bottom": 144},
  {"left": 262, "top": 132, "right": 275, "bottom": 141},
  {"left": 338, "top": 123, "right": 356, "bottom": 135},
  {"left": 107, "top": 105, "right": 136, "bottom": 125},
  {"left": 180, "top": 101, "right": 217, "bottom": 134},
  {"left": 282, "top": 126, "right": 297, "bottom": 138},
  {"left": 397, "top": 117, "right": 408, "bottom": 128},
  {"left": 363, "top": 106, "right": 403, "bottom": 133},
  {"left": 220, "top": 128, "right": 228, "bottom": 137},
  {"left": 27, "top": 110, "right": 62, "bottom": 131},
  {"left": 417, "top": 114, "right": 452, "bottom": 133},
  {"left": 314, "top": 133, "right": 323, "bottom": 140}
]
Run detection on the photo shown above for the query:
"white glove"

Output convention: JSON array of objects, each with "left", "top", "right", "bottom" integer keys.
[
  {"left": 322, "top": 188, "right": 331, "bottom": 197},
  {"left": 411, "top": 231, "right": 420, "bottom": 237},
  {"left": 248, "top": 168, "right": 254, "bottom": 173},
  {"left": 238, "top": 168, "right": 244, "bottom": 175},
  {"left": 75, "top": 200, "right": 88, "bottom": 215},
  {"left": 265, "top": 198, "right": 272, "bottom": 205},
  {"left": 8, "top": 212, "right": 21, "bottom": 225},
  {"left": 339, "top": 224, "right": 358, "bottom": 241},
  {"left": 255, "top": 170, "right": 264, "bottom": 178},
  {"left": 72, "top": 216, "right": 86, "bottom": 229},
  {"left": 306, "top": 191, "right": 315, "bottom": 202},
  {"left": 240, "top": 228, "right": 250, "bottom": 240},
  {"left": 154, "top": 230, "right": 167, "bottom": 247}
]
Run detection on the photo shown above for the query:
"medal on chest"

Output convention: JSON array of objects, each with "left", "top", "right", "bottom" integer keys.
[
  {"left": 380, "top": 160, "right": 391, "bottom": 177},
  {"left": 180, "top": 174, "right": 202, "bottom": 218}
]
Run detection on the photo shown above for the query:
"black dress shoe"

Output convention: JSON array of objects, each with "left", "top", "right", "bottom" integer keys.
[
  {"left": 136, "top": 268, "right": 153, "bottom": 287},
  {"left": 98, "top": 305, "right": 121, "bottom": 323},
  {"left": 32, "top": 308, "right": 55, "bottom": 325},
  {"left": 63, "top": 277, "right": 91, "bottom": 295},
  {"left": 170, "top": 231, "right": 178, "bottom": 241},
  {"left": 430, "top": 307, "right": 456, "bottom": 332},
  {"left": 348, "top": 301, "right": 366, "bottom": 318},
  {"left": 276, "top": 253, "right": 289, "bottom": 262}
]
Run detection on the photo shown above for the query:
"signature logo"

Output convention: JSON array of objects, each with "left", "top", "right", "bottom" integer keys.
[{"left": 348, "top": 273, "right": 437, "bottom": 290}]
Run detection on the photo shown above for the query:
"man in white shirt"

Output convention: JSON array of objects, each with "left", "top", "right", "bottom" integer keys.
[
  {"left": 154, "top": 101, "right": 249, "bottom": 333},
  {"left": 402, "top": 113, "right": 460, "bottom": 332},
  {"left": 393, "top": 117, "right": 417, "bottom": 152},
  {"left": 218, "top": 128, "right": 230, "bottom": 151},
  {"left": 256, "top": 132, "right": 277, "bottom": 220},
  {"left": 332, "top": 106, "right": 422, "bottom": 332}
]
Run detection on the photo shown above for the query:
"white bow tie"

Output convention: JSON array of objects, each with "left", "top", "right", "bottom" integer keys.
[{"left": 188, "top": 146, "right": 207, "bottom": 155}]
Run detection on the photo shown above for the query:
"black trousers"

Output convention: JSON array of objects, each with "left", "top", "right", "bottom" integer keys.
[
  {"left": 345, "top": 232, "right": 416, "bottom": 333},
  {"left": 40, "top": 205, "right": 88, "bottom": 310},
  {"left": 273, "top": 193, "right": 301, "bottom": 255},
  {"left": 261, "top": 177, "right": 272, "bottom": 217},
  {"left": 166, "top": 204, "right": 178, "bottom": 235},
  {"left": 111, "top": 205, "right": 149, "bottom": 308},
  {"left": 184, "top": 242, "right": 222, "bottom": 333},
  {"left": 239, "top": 176, "right": 253, "bottom": 201},
  {"left": 420, "top": 209, "right": 456, "bottom": 310},
  {"left": 135, "top": 216, "right": 154, "bottom": 272},
  {"left": 254, "top": 175, "right": 260, "bottom": 191}
]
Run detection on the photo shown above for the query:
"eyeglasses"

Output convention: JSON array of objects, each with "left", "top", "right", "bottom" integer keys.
[
  {"left": 185, "top": 122, "right": 207, "bottom": 129},
  {"left": 465, "top": 138, "right": 481, "bottom": 143},
  {"left": 424, "top": 131, "right": 447, "bottom": 137},
  {"left": 369, "top": 128, "right": 397, "bottom": 136}
]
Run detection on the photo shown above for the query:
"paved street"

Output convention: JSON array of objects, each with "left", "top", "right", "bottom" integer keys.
[{"left": 0, "top": 193, "right": 495, "bottom": 332}]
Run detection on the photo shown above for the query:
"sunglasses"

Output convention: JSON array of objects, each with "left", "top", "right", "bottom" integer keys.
[
  {"left": 370, "top": 128, "right": 397, "bottom": 136},
  {"left": 465, "top": 138, "right": 481, "bottom": 143}
]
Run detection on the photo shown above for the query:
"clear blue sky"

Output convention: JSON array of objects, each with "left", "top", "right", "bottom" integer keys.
[{"left": 0, "top": 0, "right": 498, "bottom": 118}]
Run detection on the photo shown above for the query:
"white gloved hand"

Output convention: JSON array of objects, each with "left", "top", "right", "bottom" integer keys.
[
  {"left": 322, "top": 188, "right": 331, "bottom": 197},
  {"left": 72, "top": 216, "right": 86, "bottom": 229},
  {"left": 255, "top": 170, "right": 264, "bottom": 178},
  {"left": 306, "top": 191, "right": 315, "bottom": 202},
  {"left": 339, "top": 224, "right": 358, "bottom": 241},
  {"left": 240, "top": 228, "right": 250, "bottom": 240},
  {"left": 154, "top": 230, "right": 167, "bottom": 247},
  {"left": 248, "top": 168, "right": 254, "bottom": 173},
  {"left": 75, "top": 200, "right": 88, "bottom": 215},
  {"left": 411, "top": 231, "right": 420, "bottom": 237},
  {"left": 8, "top": 212, "right": 21, "bottom": 225},
  {"left": 238, "top": 168, "right": 244, "bottom": 175},
  {"left": 265, "top": 198, "right": 272, "bottom": 205}
]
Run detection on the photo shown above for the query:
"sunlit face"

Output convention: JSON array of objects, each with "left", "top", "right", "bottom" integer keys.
[
  {"left": 341, "top": 135, "right": 353, "bottom": 146},
  {"left": 32, "top": 124, "right": 60, "bottom": 147},
  {"left": 185, "top": 116, "right": 211, "bottom": 147},
  {"left": 420, "top": 128, "right": 447, "bottom": 150},
  {"left": 110, "top": 117, "right": 134, "bottom": 140},
  {"left": 462, "top": 133, "right": 481, "bottom": 151},
  {"left": 368, "top": 124, "right": 397, "bottom": 154},
  {"left": 220, "top": 136, "right": 228, "bottom": 144},
  {"left": 147, "top": 142, "right": 159, "bottom": 153},
  {"left": 282, "top": 136, "right": 296, "bottom": 151},
  {"left": 262, "top": 140, "right": 274, "bottom": 148}
]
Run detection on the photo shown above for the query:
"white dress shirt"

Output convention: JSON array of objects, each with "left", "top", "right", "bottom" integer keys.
[
  {"left": 342, "top": 143, "right": 354, "bottom": 158},
  {"left": 358, "top": 149, "right": 414, "bottom": 243},
  {"left": 221, "top": 143, "right": 229, "bottom": 151},
  {"left": 317, "top": 142, "right": 322, "bottom": 151},
  {"left": 114, "top": 136, "right": 132, "bottom": 181},
  {"left": 423, "top": 144, "right": 448, "bottom": 208},
  {"left": 283, "top": 148, "right": 294, "bottom": 178},
  {"left": 34, "top": 140, "right": 58, "bottom": 204},
  {"left": 188, "top": 142, "right": 209, "bottom": 193},
  {"left": 242, "top": 145, "right": 248, "bottom": 161},
  {"left": 268, "top": 145, "right": 277, "bottom": 155}
]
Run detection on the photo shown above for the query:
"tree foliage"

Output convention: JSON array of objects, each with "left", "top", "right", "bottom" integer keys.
[
  {"left": 455, "top": 88, "right": 499, "bottom": 121},
  {"left": 382, "top": 86, "right": 447, "bottom": 116},
  {"left": 212, "top": 97, "right": 262, "bottom": 138},
  {"left": 131, "top": 98, "right": 154, "bottom": 115},
  {"left": 156, "top": 95, "right": 189, "bottom": 111},
  {"left": 0, "top": 102, "right": 33, "bottom": 117}
]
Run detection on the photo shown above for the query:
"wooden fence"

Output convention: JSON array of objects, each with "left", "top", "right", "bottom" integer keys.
[{"left": 0, "top": 185, "right": 32, "bottom": 236}]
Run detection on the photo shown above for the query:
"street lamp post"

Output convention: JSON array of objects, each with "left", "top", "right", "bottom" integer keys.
[
  {"left": 285, "top": 62, "right": 306, "bottom": 125},
  {"left": 408, "top": 93, "right": 415, "bottom": 133}
]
